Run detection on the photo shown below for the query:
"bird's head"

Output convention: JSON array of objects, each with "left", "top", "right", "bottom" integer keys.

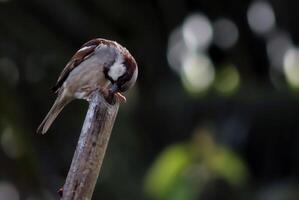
[{"left": 103, "top": 43, "right": 138, "bottom": 94}]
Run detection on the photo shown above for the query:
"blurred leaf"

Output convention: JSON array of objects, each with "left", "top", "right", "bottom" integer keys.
[
  {"left": 145, "top": 128, "right": 249, "bottom": 200},
  {"left": 166, "top": 178, "right": 196, "bottom": 200},
  {"left": 144, "top": 144, "right": 191, "bottom": 199},
  {"left": 208, "top": 147, "right": 248, "bottom": 186}
]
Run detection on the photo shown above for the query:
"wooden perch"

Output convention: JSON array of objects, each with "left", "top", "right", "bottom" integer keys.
[{"left": 61, "top": 90, "right": 119, "bottom": 200}]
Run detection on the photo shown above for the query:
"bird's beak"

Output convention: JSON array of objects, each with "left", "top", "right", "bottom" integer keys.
[
  {"left": 109, "top": 84, "right": 126, "bottom": 103},
  {"left": 110, "top": 83, "right": 119, "bottom": 94}
]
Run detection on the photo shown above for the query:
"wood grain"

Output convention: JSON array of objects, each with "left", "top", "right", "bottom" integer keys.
[{"left": 61, "top": 90, "right": 119, "bottom": 200}]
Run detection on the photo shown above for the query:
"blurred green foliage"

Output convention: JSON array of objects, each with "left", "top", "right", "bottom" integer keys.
[
  {"left": 0, "top": 0, "right": 299, "bottom": 200},
  {"left": 145, "top": 128, "right": 248, "bottom": 200}
]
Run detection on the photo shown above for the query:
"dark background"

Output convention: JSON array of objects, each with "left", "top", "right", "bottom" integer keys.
[{"left": 0, "top": 0, "right": 299, "bottom": 199}]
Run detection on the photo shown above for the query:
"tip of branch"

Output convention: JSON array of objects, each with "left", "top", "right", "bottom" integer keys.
[{"left": 58, "top": 187, "right": 63, "bottom": 198}]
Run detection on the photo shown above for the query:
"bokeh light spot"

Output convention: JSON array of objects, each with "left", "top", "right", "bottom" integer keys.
[
  {"left": 247, "top": 1, "right": 276, "bottom": 35},
  {"left": 181, "top": 53, "right": 215, "bottom": 94},
  {"left": 0, "top": 182, "right": 19, "bottom": 200},
  {"left": 183, "top": 13, "right": 213, "bottom": 51},
  {"left": 167, "top": 28, "right": 189, "bottom": 74},
  {"left": 283, "top": 47, "right": 299, "bottom": 88},
  {"left": 213, "top": 18, "right": 239, "bottom": 49},
  {"left": 214, "top": 65, "right": 240, "bottom": 95},
  {"left": 1, "top": 126, "right": 23, "bottom": 159},
  {"left": 267, "top": 31, "right": 293, "bottom": 71}
]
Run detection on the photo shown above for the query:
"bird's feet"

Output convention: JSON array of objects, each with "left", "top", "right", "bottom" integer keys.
[{"left": 115, "top": 92, "right": 127, "bottom": 103}]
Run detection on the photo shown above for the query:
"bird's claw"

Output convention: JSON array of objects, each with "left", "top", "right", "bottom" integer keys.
[{"left": 115, "top": 92, "right": 126, "bottom": 103}]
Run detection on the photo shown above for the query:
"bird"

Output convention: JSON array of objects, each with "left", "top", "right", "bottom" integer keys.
[{"left": 37, "top": 38, "right": 138, "bottom": 134}]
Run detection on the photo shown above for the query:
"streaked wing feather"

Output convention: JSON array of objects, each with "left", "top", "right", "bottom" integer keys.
[
  {"left": 51, "top": 38, "right": 117, "bottom": 93},
  {"left": 51, "top": 44, "right": 98, "bottom": 93}
]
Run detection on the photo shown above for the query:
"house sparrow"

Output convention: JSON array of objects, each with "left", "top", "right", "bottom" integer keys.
[{"left": 37, "top": 38, "right": 138, "bottom": 134}]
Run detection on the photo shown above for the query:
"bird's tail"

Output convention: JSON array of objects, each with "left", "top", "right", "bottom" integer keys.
[{"left": 37, "top": 96, "right": 71, "bottom": 134}]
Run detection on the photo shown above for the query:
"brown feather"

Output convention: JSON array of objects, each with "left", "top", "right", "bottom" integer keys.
[
  {"left": 52, "top": 44, "right": 97, "bottom": 93},
  {"left": 51, "top": 38, "right": 128, "bottom": 93}
]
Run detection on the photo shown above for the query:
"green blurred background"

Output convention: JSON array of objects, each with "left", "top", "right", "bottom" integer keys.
[{"left": 1, "top": 0, "right": 299, "bottom": 199}]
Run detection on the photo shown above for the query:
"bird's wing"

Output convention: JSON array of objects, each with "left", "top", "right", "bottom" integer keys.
[{"left": 52, "top": 39, "right": 105, "bottom": 93}]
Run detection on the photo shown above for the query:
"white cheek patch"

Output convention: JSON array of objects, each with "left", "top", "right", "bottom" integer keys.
[{"left": 108, "top": 55, "right": 126, "bottom": 81}]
